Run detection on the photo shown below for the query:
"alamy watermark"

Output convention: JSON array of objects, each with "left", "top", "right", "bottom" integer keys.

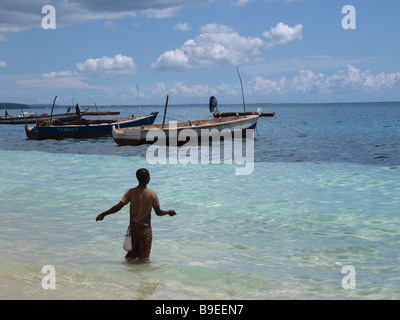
[
  {"left": 342, "top": 5, "right": 356, "bottom": 30},
  {"left": 341, "top": 265, "right": 356, "bottom": 290},
  {"left": 41, "top": 265, "right": 56, "bottom": 289},
  {"left": 39, "top": 263, "right": 356, "bottom": 292},
  {"left": 144, "top": 122, "right": 255, "bottom": 176},
  {"left": 41, "top": 5, "right": 56, "bottom": 30},
  {"left": 41, "top": 4, "right": 356, "bottom": 31}
]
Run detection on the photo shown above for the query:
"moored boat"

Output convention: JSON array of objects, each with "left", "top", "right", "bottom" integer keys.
[
  {"left": 112, "top": 113, "right": 259, "bottom": 146},
  {"left": 213, "top": 111, "right": 275, "bottom": 118},
  {"left": 25, "top": 112, "right": 158, "bottom": 140},
  {"left": 209, "top": 96, "right": 275, "bottom": 118},
  {"left": 1, "top": 111, "right": 83, "bottom": 125}
]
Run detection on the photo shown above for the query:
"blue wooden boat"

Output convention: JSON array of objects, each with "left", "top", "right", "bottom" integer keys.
[{"left": 25, "top": 112, "right": 158, "bottom": 140}]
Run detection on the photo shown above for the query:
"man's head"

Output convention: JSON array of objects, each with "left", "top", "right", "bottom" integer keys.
[{"left": 136, "top": 168, "right": 150, "bottom": 186}]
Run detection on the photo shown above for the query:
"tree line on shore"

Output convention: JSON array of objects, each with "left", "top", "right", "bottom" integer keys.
[{"left": 2, "top": 102, "right": 30, "bottom": 109}]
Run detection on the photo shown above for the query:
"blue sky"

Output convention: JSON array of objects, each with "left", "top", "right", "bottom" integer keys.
[{"left": 1, "top": 0, "right": 400, "bottom": 105}]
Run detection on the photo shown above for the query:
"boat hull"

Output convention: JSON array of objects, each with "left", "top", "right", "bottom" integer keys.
[
  {"left": 112, "top": 115, "right": 259, "bottom": 146},
  {"left": 25, "top": 112, "right": 158, "bottom": 140},
  {"left": 0, "top": 113, "right": 80, "bottom": 125}
]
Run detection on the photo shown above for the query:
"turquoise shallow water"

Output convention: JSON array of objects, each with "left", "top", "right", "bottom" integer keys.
[{"left": 0, "top": 102, "right": 399, "bottom": 299}]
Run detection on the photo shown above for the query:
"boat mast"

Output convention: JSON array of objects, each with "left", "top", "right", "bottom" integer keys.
[
  {"left": 94, "top": 103, "right": 101, "bottom": 119},
  {"left": 162, "top": 95, "right": 169, "bottom": 129},
  {"left": 137, "top": 84, "right": 141, "bottom": 116},
  {"left": 237, "top": 67, "right": 246, "bottom": 117},
  {"left": 50, "top": 95, "right": 57, "bottom": 122},
  {"left": 2, "top": 102, "right": 9, "bottom": 117},
  {"left": 71, "top": 92, "right": 75, "bottom": 112}
]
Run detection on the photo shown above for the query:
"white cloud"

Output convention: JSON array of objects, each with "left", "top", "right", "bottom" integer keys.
[
  {"left": 248, "top": 65, "right": 400, "bottom": 96},
  {"left": 0, "top": 60, "right": 7, "bottom": 68},
  {"left": 326, "top": 65, "right": 400, "bottom": 93},
  {"left": 263, "top": 22, "right": 303, "bottom": 49},
  {"left": 174, "top": 22, "right": 192, "bottom": 32},
  {"left": 152, "top": 22, "right": 302, "bottom": 71},
  {"left": 249, "top": 76, "right": 286, "bottom": 95},
  {"left": 154, "top": 65, "right": 400, "bottom": 100},
  {"left": 76, "top": 54, "right": 137, "bottom": 77},
  {"left": 42, "top": 71, "right": 74, "bottom": 78},
  {"left": 200, "top": 23, "right": 235, "bottom": 33},
  {"left": 42, "top": 54, "right": 137, "bottom": 79},
  {"left": 292, "top": 70, "right": 328, "bottom": 94},
  {"left": 142, "top": 6, "right": 182, "bottom": 18}
]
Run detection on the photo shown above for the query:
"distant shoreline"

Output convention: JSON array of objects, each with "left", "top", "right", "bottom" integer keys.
[
  {"left": 2, "top": 102, "right": 30, "bottom": 109},
  {"left": 2, "top": 100, "right": 400, "bottom": 110}
]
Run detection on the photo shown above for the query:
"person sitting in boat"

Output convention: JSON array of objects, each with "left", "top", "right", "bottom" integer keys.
[{"left": 95, "top": 168, "right": 176, "bottom": 262}]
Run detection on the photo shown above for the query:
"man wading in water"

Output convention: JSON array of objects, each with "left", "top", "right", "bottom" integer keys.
[{"left": 96, "top": 168, "right": 176, "bottom": 262}]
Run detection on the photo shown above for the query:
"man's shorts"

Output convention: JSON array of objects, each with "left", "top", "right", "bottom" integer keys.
[{"left": 125, "top": 223, "right": 152, "bottom": 262}]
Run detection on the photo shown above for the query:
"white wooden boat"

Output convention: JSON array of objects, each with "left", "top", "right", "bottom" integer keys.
[{"left": 112, "top": 113, "right": 259, "bottom": 146}]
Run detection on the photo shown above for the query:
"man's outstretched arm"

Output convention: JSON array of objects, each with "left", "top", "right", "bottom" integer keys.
[
  {"left": 154, "top": 206, "right": 176, "bottom": 217},
  {"left": 96, "top": 201, "right": 125, "bottom": 221}
]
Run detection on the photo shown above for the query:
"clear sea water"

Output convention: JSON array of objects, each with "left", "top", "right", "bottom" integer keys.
[{"left": 0, "top": 102, "right": 399, "bottom": 300}]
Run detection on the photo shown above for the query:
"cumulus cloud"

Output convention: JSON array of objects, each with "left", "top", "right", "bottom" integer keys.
[
  {"left": 152, "top": 22, "right": 302, "bottom": 71},
  {"left": 292, "top": 70, "right": 328, "bottom": 94},
  {"left": 326, "top": 65, "right": 400, "bottom": 93},
  {"left": 263, "top": 22, "right": 303, "bottom": 48},
  {"left": 0, "top": 60, "right": 7, "bottom": 68},
  {"left": 248, "top": 65, "right": 400, "bottom": 96},
  {"left": 249, "top": 76, "right": 286, "bottom": 95},
  {"left": 151, "top": 65, "right": 400, "bottom": 99},
  {"left": 200, "top": 23, "right": 235, "bottom": 34},
  {"left": 42, "top": 54, "right": 137, "bottom": 78},
  {"left": 76, "top": 54, "right": 137, "bottom": 76}
]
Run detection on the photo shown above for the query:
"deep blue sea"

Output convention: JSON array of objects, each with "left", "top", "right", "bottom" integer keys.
[{"left": 0, "top": 102, "right": 399, "bottom": 299}]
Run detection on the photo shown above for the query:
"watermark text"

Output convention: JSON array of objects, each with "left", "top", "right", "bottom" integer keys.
[
  {"left": 145, "top": 122, "right": 255, "bottom": 175},
  {"left": 342, "top": 5, "right": 356, "bottom": 30},
  {"left": 41, "top": 265, "right": 56, "bottom": 289},
  {"left": 341, "top": 265, "right": 356, "bottom": 289},
  {"left": 41, "top": 5, "right": 56, "bottom": 29}
]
